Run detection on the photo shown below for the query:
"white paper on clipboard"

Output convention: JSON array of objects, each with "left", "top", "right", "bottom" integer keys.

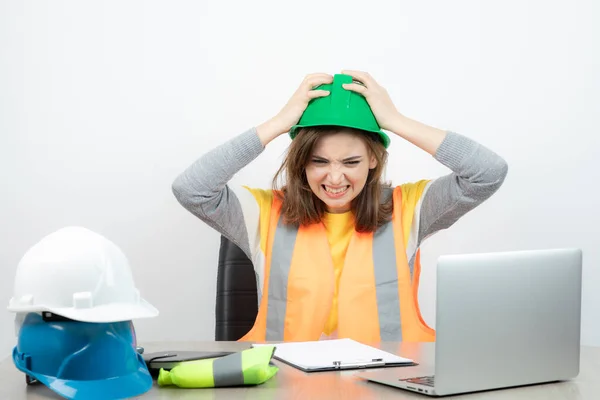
[{"left": 253, "top": 338, "right": 415, "bottom": 372}]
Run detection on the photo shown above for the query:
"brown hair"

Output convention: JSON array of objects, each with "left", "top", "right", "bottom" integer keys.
[{"left": 272, "top": 126, "right": 392, "bottom": 233}]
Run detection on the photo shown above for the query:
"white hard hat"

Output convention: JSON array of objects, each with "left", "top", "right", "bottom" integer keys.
[{"left": 7, "top": 226, "right": 159, "bottom": 323}]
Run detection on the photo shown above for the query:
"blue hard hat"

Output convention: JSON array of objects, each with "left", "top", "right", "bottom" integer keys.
[{"left": 12, "top": 312, "right": 153, "bottom": 399}]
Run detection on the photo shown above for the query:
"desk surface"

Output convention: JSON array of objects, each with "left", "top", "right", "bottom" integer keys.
[{"left": 1, "top": 341, "right": 598, "bottom": 399}]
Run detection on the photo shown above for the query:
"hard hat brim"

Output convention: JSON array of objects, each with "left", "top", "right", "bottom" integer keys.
[
  {"left": 289, "top": 123, "right": 391, "bottom": 149},
  {"left": 7, "top": 297, "right": 159, "bottom": 323},
  {"left": 13, "top": 348, "right": 153, "bottom": 400}
]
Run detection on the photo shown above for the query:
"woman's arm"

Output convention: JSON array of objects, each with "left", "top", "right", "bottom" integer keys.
[
  {"left": 387, "top": 114, "right": 508, "bottom": 241},
  {"left": 340, "top": 70, "right": 508, "bottom": 242},
  {"left": 171, "top": 128, "right": 264, "bottom": 258},
  {"left": 387, "top": 114, "right": 448, "bottom": 156},
  {"left": 171, "top": 73, "right": 336, "bottom": 259},
  {"left": 417, "top": 130, "right": 508, "bottom": 243}
]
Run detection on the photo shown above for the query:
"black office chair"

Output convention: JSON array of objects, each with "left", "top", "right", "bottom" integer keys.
[{"left": 215, "top": 235, "right": 258, "bottom": 340}]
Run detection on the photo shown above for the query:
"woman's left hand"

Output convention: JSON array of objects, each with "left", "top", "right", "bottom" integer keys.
[
  {"left": 343, "top": 70, "right": 448, "bottom": 155},
  {"left": 341, "top": 70, "right": 402, "bottom": 132}
]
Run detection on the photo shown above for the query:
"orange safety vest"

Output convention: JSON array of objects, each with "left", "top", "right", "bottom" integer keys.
[{"left": 240, "top": 185, "right": 436, "bottom": 343}]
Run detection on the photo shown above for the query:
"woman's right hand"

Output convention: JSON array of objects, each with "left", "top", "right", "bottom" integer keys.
[{"left": 257, "top": 73, "right": 333, "bottom": 146}]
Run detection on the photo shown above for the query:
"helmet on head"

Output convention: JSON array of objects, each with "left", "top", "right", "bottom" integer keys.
[
  {"left": 13, "top": 312, "right": 152, "bottom": 399},
  {"left": 7, "top": 226, "right": 158, "bottom": 323},
  {"left": 289, "top": 73, "right": 391, "bottom": 148}
]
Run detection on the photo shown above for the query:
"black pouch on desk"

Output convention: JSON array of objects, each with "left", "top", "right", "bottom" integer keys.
[{"left": 143, "top": 351, "right": 234, "bottom": 377}]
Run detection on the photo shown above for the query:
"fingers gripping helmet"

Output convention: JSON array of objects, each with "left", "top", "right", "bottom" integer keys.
[{"left": 289, "top": 73, "right": 391, "bottom": 148}]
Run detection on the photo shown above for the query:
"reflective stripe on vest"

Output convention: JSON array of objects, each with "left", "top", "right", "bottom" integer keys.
[
  {"left": 372, "top": 220, "right": 402, "bottom": 340},
  {"left": 265, "top": 217, "right": 297, "bottom": 340}
]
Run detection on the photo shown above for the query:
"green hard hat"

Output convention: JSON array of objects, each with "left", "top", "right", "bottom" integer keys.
[{"left": 289, "top": 73, "right": 390, "bottom": 148}]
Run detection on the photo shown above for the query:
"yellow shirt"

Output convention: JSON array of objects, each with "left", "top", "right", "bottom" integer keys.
[{"left": 321, "top": 211, "right": 355, "bottom": 335}]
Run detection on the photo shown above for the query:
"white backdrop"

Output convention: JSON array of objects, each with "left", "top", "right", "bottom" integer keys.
[{"left": 1, "top": 0, "right": 598, "bottom": 360}]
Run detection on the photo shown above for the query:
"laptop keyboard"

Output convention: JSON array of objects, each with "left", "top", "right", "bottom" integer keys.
[{"left": 400, "top": 375, "right": 435, "bottom": 387}]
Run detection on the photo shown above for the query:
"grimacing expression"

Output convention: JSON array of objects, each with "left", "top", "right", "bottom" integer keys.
[{"left": 305, "top": 131, "right": 377, "bottom": 213}]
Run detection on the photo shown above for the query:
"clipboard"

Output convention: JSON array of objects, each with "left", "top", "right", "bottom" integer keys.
[{"left": 253, "top": 338, "right": 417, "bottom": 372}]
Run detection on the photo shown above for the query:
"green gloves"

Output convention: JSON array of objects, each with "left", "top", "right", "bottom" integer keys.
[{"left": 157, "top": 345, "right": 279, "bottom": 388}]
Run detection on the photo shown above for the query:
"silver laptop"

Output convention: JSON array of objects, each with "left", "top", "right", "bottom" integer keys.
[{"left": 361, "top": 248, "right": 582, "bottom": 396}]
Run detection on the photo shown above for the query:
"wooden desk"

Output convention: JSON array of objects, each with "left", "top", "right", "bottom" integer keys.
[{"left": 1, "top": 341, "right": 598, "bottom": 399}]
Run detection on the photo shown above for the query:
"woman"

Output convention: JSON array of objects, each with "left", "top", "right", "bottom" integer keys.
[{"left": 172, "top": 71, "right": 508, "bottom": 343}]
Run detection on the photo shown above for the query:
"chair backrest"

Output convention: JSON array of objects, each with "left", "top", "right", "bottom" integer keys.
[{"left": 215, "top": 235, "right": 258, "bottom": 341}]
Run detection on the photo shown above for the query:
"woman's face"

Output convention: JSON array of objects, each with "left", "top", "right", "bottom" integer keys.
[{"left": 305, "top": 131, "right": 377, "bottom": 213}]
